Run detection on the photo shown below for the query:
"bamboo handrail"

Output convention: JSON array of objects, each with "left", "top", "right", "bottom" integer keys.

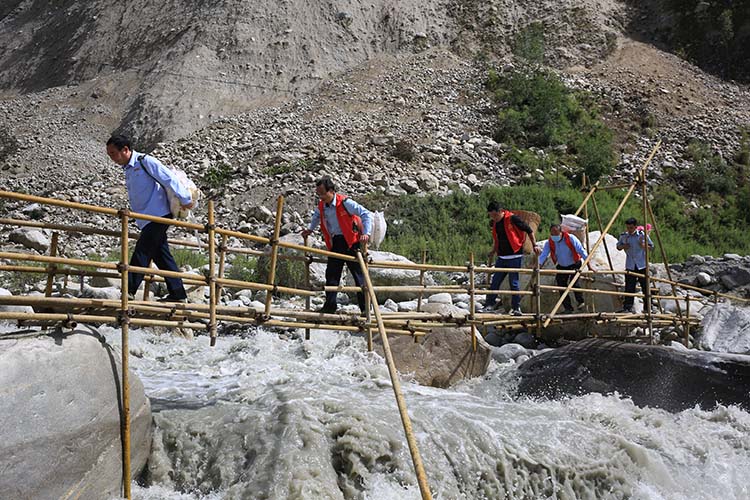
[{"left": 208, "top": 201, "right": 218, "bottom": 346}]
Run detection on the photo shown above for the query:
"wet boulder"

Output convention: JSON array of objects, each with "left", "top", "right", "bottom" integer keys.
[
  {"left": 376, "top": 323, "right": 490, "bottom": 387},
  {"left": 0, "top": 331, "right": 151, "bottom": 498},
  {"left": 517, "top": 338, "right": 750, "bottom": 412}
]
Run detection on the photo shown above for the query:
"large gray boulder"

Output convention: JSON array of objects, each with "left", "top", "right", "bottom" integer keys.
[
  {"left": 517, "top": 338, "right": 750, "bottom": 412},
  {"left": 8, "top": 227, "right": 51, "bottom": 253},
  {"left": 376, "top": 325, "right": 489, "bottom": 387},
  {"left": 0, "top": 331, "right": 151, "bottom": 499},
  {"left": 698, "top": 303, "right": 750, "bottom": 354}
]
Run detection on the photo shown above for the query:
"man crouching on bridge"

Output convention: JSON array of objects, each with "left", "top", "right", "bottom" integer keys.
[
  {"left": 302, "top": 176, "right": 372, "bottom": 314},
  {"left": 106, "top": 135, "right": 193, "bottom": 303}
]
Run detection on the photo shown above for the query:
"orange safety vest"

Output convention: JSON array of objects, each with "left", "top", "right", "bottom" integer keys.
[
  {"left": 548, "top": 231, "right": 581, "bottom": 264},
  {"left": 319, "top": 193, "right": 363, "bottom": 250},
  {"left": 492, "top": 211, "right": 526, "bottom": 255}
]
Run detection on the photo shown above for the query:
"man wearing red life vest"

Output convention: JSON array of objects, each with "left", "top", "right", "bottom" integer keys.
[
  {"left": 484, "top": 202, "right": 540, "bottom": 315},
  {"left": 538, "top": 223, "right": 592, "bottom": 313},
  {"left": 302, "top": 177, "right": 372, "bottom": 314}
]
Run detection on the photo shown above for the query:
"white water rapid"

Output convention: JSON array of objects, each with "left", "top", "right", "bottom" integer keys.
[{"left": 98, "top": 325, "right": 750, "bottom": 500}]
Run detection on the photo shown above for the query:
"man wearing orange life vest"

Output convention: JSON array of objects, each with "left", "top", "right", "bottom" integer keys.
[
  {"left": 538, "top": 224, "right": 592, "bottom": 313},
  {"left": 302, "top": 177, "right": 372, "bottom": 314},
  {"left": 484, "top": 202, "right": 540, "bottom": 315}
]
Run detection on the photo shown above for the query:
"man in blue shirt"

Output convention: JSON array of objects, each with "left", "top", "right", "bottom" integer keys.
[
  {"left": 538, "top": 224, "right": 592, "bottom": 313},
  {"left": 302, "top": 177, "right": 372, "bottom": 314},
  {"left": 106, "top": 135, "right": 193, "bottom": 302},
  {"left": 616, "top": 217, "right": 655, "bottom": 313}
]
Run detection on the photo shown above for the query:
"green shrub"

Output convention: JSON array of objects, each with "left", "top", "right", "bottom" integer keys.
[
  {"left": 201, "top": 162, "right": 232, "bottom": 190},
  {"left": 172, "top": 248, "right": 209, "bottom": 269},
  {"left": 256, "top": 252, "right": 307, "bottom": 294},
  {"left": 487, "top": 45, "right": 616, "bottom": 183},
  {"left": 226, "top": 255, "right": 259, "bottom": 283}
]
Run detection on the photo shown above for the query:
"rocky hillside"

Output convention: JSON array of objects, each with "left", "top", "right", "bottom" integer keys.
[{"left": 0, "top": 0, "right": 749, "bottom": 259}]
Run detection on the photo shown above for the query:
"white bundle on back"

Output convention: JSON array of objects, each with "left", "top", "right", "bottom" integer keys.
[
  {"left": 167, "top": 169, "right": 203, "bottom": 220},
  {"left": 370, "top": 211, "right": 387, "bottom": 249}
]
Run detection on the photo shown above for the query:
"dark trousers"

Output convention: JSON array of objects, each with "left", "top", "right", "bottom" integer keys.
[
  {"left": 129, "top": 217, "right": 187, "bottom": 300},
  {"left": 556, "top": 261, "right": 585, "bottom": 311},
  {"left": 325, "top": 235, "right": 365, "bottom": 309},
  {"left": 486, "top": 255, "right": 523, "bottom": 309},
  {"left": 624, "top": 267, "right": 648, "bottom": 309}
]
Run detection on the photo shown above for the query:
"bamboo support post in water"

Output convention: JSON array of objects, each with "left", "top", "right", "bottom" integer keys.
[
  {"left": 208, "top": 201, "right": 218, "bottom": 346},
  {"left": 356, "top": 252, "right": 432, "bottom": 500},
  {"left": 44, "top": 232, "right": 59, "bottom": 298},
  {"left": 303, "top": 235, "right": 311, "bottom": 341},
  {"left": 264, "top": 197, "right": 285, "bottom": 317},
  {"left": 119, "top": 211, "right": 131, "bottom": 500},
  {"left": 469, "top": 253, "right": 477, "bottom": 352}
]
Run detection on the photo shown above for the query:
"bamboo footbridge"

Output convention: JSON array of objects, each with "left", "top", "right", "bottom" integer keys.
[{"left": 2, "top": 144, "right": 749, "bottom": 499}]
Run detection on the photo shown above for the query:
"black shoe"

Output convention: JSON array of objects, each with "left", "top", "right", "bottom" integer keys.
[
  {"left": 562, "top": 308, "right": 574, "bottom": 314},
  {"left": 318, "top": 304, "right": 338, "bottom": 314},
  {"left": 617, "top": 307, "right": 634, "bottom": 313},
  {"left": 157, "top": 296, "right": 187, "bottom": 304}
]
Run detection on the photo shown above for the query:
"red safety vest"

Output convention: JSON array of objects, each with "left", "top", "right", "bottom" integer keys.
[
  {"left": 492, "top": 211, "right": 526, "bottom": 254},
  {"left": 548, "top": 231, "right": 581, "bottom": 264},
  {"left": 318, "top": 193, "right": 363, "bottom": 250}
]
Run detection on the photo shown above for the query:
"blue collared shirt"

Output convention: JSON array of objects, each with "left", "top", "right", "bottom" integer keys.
[
  {"left": 617, "top": 230, "right": 655, "bottom": 270},
  {"left": 122, "top": 151, "right": 192, "bottom": 228},
  {"left": 538, "top": 233, "right": 588, "bottom": 267},
  {"left": 308, "top": 194, "right": 372, "bottom": 236}
]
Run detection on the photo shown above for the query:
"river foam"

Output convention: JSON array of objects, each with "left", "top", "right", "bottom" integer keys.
[{"left": 97, "top": 325, "right": 750, "bottom": 500}]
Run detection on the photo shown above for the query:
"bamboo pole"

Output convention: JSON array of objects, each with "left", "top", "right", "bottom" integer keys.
[
  {"left": 216, "top": 234, "right": 229, "bottom": 306},
  {"left": 303, "top": 235, "right": 311, "bottom": 341},
  {"left": 469, "top": 253, "right": 477, "bottom": 352},
  {"left": 44, "top": 233, "right": 59, "bottom": 298},
  {"left": 640, "top": 170, "right": 654, "bottom": 344},
  {"left": 573, "top": 181, "right": 599, "bottom": 217},
  {"left": 356, "top": 252, "right": 432, "bottom": 500},
  {"left": 264, "top": 197, "right": 285, "bottom": 317},
  {"left": 684, "top": 295, "right": 691, "bottom": 348},
  {"left": 208, "top": 201, "right": 218, "bottom": 346},
  {"left": 534, "top": 264, "right": 542, "bottom": 337},
  {"left": 0, "top": 251, "right": 119, "bottom": 270},
  {"left": 646, "top": 200, "right": 684, "bottom": 320},
  {"left": 417, "top": 249, "right": 427, "bottom": 311},
  {"left": 543, "top": 141, "right": 662, "bottom": 327},
  {"left": 119, "top": 212, "right": 131, "bottom": 500}
]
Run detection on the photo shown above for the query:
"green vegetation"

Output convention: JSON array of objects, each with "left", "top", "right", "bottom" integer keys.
[
  {"left": 363, "top": 181, "right": 750, "bottom": 265},
  {"left": 263, "top": 158, "right": 316, "bottom": 176},
  {"left": 172, "top": 248, "right": 209, "bottom": 269},
  {"left": 664, "top": 0, "right": 750, "bottom": 81},
  {"left": 256, "top": 252, "right": 306, "bottom": 294},
  {"left": 226, "top": 255, "right": 259, "bottom": 283},
  {"left": 487, "top": 24, "right": 616, "bottom": 184},
  {"left": 201, "top": 162, "right": 233, "bottom": 190}
]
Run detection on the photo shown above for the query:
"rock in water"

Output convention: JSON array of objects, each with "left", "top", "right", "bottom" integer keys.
[
  {"left": 376, "top": 325, "right": 490, "bottom": 387},
  {"left": 517, "top": 338, "right": 750, "bottom": 412},
  {"left": 0, "top": 330, "right": 151, "bottom": 498}
]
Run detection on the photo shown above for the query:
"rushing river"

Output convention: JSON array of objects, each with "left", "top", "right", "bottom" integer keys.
[{"left": 99, "top": 325, "right": 750, "bottom": 500}]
